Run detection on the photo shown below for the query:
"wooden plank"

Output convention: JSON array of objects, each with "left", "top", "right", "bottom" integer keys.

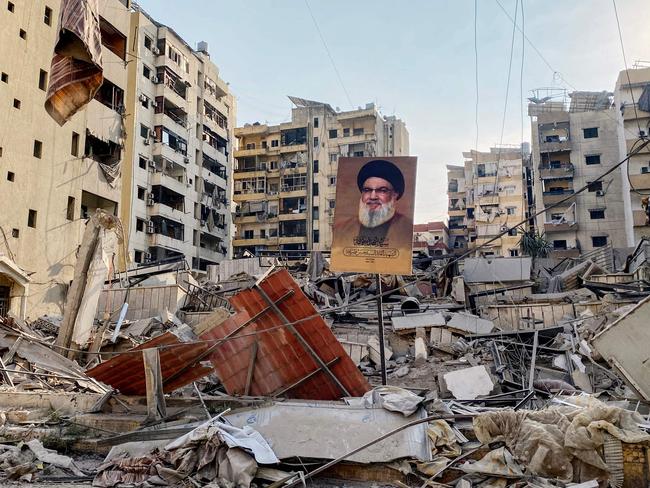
[{"left": 143, "top": 348, "right": 167, "bottom": 422}]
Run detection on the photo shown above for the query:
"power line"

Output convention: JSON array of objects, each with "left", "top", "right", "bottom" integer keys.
[
  {"left": 612, "top": 0, "right": 642, "bottom": 136},
  {"left": 520, "top": 0, "right": 525, "bottom": 154},
  {"left": 303, "top": 0, "right": 354, "bottom": 110},
  {"left": 474, "top": 0, "right": 479, "bottom": 154}
]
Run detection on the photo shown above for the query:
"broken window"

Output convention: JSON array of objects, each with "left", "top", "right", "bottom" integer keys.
[
  {"left": 553, "top": 240, "right": 567, "bottom": 250},
  {"left": 84, "top": 131, "right": 121, "bottom": 166},
  {"left": 587, "top": 181, "right": 603, "bottom": 192},
  {"left": 157, "top": 126, "right": 188, "bottom": 155},
  {"left": 136, "top": 218, "right": 146, "bottom": 232},
  {"left": 99, "top": 16, "right": 126, "bottom": 60},
  {"left": 94, "top": 78, "right": 124, "bottom": 113},
  {"left": 137, "top": 187, "right": 145, "bottom": 200},
  {"left": 203, "top": 125, "right": 227, "bottom": 155},
  {"left": 156, "top": 66, "right": 187, "bottom": 99},
  {"left": 281, "top": 127, "right": 307, "bottom": 146}
]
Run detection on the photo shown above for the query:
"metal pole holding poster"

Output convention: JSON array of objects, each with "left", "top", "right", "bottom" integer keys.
[{"left": 376, "top": 274, "right": 387, "bottom": 385}]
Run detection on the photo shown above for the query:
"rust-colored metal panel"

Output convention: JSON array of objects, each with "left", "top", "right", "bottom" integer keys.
[
  {"left": 86, "top": 332, "right": 213, "bottom": 395},
  {"left": 201, "top": 269, "right": 370, "bottom": 399}
]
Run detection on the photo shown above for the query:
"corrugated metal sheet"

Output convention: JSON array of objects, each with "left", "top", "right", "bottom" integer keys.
[
  {"left": 86, "top": 330, "right": 214, "bottom": 395},
  {"left": 201, "top": 269, "right": 370, "bottom": 400}
]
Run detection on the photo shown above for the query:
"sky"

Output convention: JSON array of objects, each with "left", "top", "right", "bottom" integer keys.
[{"left": 138, "top": 0, "right": 650, "bottom": 223}]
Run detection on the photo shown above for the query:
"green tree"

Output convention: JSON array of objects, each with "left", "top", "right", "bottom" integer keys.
[{"left": 518, "top": 229, "right": 552, "bottom": 258}]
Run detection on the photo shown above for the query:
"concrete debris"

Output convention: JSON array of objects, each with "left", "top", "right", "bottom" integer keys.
[
  {"left": 0, "top": 243, "right": 650, "bottom": 487},
  {"left": 443, "top": 366, "right": 494, "bottom": 400}
]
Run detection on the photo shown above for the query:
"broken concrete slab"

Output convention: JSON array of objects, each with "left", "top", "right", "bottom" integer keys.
[
  {"left": 447, "top": 312, "right": 495, "bottom": 335},
  {"left": 443, "top": 366, "right": 494, "bottom": 400},
  {"left": 225, "top": 401, "right": 431, "bottom": 463},
  {"left": 368, "top": 335, "right": 393, "bottom": 366},
  {"left": 391, "top": 312, "right": 446, "bottom": 332},
  {"left": 414, "top": 328, "right": 428, "bottom": 366}
]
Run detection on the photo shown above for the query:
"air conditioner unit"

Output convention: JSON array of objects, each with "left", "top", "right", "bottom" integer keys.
[
  {"left": 143, "top": 138, "right": 150, "bottom": 146},
  {"left": 151, "top": 46, "right": 160, "bottom": 55},
  {"left": 151, "top": 100, "right": 158, "bottom": 108},
  {"left": 184, "top": 156, "right": 190, "bottom": 164},
  {"left": 148, "top": 129, "right": 156, "bottom": 138},
  {"left": 145, "top": 221, "right": 155, "bottom": 234},
  {"left": 146, "top": 193, "right": 155, "bottom": 206},
  {"left": 595, "top": 190, "right": 605, "bottom": 197},
  {"left": 151, "top": 76, "right": 160, "bottom": 84},
  {"left": 139, "top": 94, "right": 148, "bottom": 103},
  {"left": 143, "top": 251, "right": 152, "bottom": 261},
  {"left": 147, "top": 159, "right": 156, "bottom": 169}
]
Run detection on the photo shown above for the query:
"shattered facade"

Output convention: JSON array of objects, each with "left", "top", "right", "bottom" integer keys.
[
  {"left": 529, "top": 89, "right": 628, "bottom": 257},
  {"left": 0, "top": 0, "right": 130, "bottom": 317},
  {"left": 232, "top": 98, "right": 409, "bottom": 257}
]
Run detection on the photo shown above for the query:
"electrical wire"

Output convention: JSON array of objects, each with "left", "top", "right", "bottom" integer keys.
[
  {"left": 474, "top": 0, "right": 479, "bottom": 155},
  {"left": 612, "top": 0, "right": 642, "bottom": 137},
  {"left": 303, "top": 0, "right": 354, "bottom": 110}
]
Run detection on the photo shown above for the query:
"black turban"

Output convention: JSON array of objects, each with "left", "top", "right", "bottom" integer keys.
[{"left": 356, "top": 159, "right": 405, "bottom": 199}]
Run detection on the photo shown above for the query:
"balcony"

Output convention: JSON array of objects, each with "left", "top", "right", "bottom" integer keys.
[
  {"left": 279, "top": 143, "right": 308, "bottom": 154},
  {"left": 448, "top": 207, "right": 465, "bottom": 217},
  {"left": 235, "top": 147, "right": 268, "bottom": 158},
  {"left": 150, "top": 171, "right": 187, "bottom": 195},
  {"left": 233, "top": 190, "right": 266, "bottom": 203},
  {"left": 279, "top": 212, "right": 307, "bottom": 221},
  {"left": 544, "top": 222, "right": 578, "bottom": 233},
  {"left": 629, "top": 173, "right": 650, "bottom": 191},
  {"left": 477, "top": 194, "right": 499, "bottom": 205},
  {"left": 153, "top": 142, "right": 187, "bottom": 165},
  {"left": 234, "top": 169, "right": 266, "bottom": 180},
  {"left": 278, "top": 236, "right": 307, "bottom": 245},
  {"left": 542, "top": 189, "right": 574, "bottom": 205},
  {"left": 234, "top": 213, "right": 278, "bottom": 224},
  {"left": 232, "top": 237, "right": 273, "bottom": 247},
  {"left": 539, "top": 140, "right": 571, "bottom": 153},
  {"left": 539, "top": 164, "right": 574, "bottom": 180},
  {"left": 198, "top": 246, "right": 225, "bottom": 263},
  {"left": 633, "top": 210, "right": 649, "bottom": 227},
  {"left": 148, "top": 203, "right": 185, "bottom": 222},
  {"left": 149, "top": 233, "right": 185, "bottom": 251}
]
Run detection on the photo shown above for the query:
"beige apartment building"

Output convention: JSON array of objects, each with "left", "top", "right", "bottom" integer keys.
[
  {"left": 232, "top": 98, "right": 408, "bottom": 257},
  {"left": 120, "top": 8, "right": 235, "bottom": 273},
  {"left": 614, "top": 67, "right": 650, "bottom": 246},
  {"left": 529, "top": 90, "right": 627, "bottom": 257},
  {"left": 0, "top": 0, "right": 130, "bottom": 317},
  {"left": 413, "top": 222, "right": 449, "bottom": 256},
  {"left": 446, "top": 164, "right": 468, "bottom": 255}
]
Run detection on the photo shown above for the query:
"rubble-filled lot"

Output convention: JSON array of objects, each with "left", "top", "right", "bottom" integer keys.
[{"left": 1, "top": 244, "right": 650, "bottom": 487}]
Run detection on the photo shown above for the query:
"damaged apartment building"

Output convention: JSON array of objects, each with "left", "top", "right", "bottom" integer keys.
[
  {"left": 232, "top": 97, "right": 409, "bottom": 257},
  {"left": 0, "top": 0, "right": 130, "bottom": 317},
  {"left": 447, "top": 146, "right": 531, "bottom": 258},
  {"left": 528, "top": 90, "right": 628, "bottom": 257},
  {"left": 120, "top": 7, "right": 235, "bottom": 271}
]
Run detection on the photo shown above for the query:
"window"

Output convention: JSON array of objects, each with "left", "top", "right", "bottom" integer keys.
[
  {"left": 313, "top": 230, "right": 320, "bottom": 243},
  {"left": 13, "top": 99, "right": 20, "bottom": 109},
  {"left": 353, "top": 127, "right": 364, "bottom": 136},
  {"left": 313, "top": 117, "right": 319, "bottom": 128},
  {"left": 313, "top": 160, "right": 319, "bottom": 173},
  {"left": 140, "top": 94, "right": 149, "bottom": 108},
  {"left": 142, "top": 65, "right": 151, "bottom": 79},
  {"left": 343, "top": 127, "right": 350, "bottom": 137},
  {"left": 313, "top": 182, "right": 319, "bottom": 196},
  {"left": 328, "top": 176, "right": 337, "bottom": 186},
  {"left": 144, "top": 36, "right": 153, "bottom": 51},
  {"left": 329, "top": 153, "right": 337, "bottom": 163},
  {"left": 134, "top": 250, "right": 143, "bottom": 263},
  {"left": 44, "top": 6, "right": 52, "bottom": 25},
  {"left": 585, "top": 154, "right": 601, "bottom": 165},
  {"left": 353, "top": 151, "right": 364, "bottom": 157},
  {"left": 589, "top": 209, "right": 605, "bottom": 219},
  {"left": 592, "top": 235, "right": 607, "bottom": 247},
  {"left": 27, "top": 209, "right": 37, "bottom": 228},
  {"left": 244, "top": 230, "right": 253, "bottom": 239},
  {"left": 11, "top": 229, "right": 18, "bottom": 238},
  {"left": 19, "top": 29, "right": 26, "bottom": 40},
  {"left": 38, "top": 69, "right": 47, "bottom": 90},
  {"left": 7, "top": 171, "right": 14, "bottom": 182},
  {"left": 246, "top": 143, "right": 255, "bottom": 150},
  {"left": 33, "top": 140, "right": 42, "bottom": 158},
  {"left": 550, "top": 160, "right": 562, "bottom": 169},
  {"left": 642, "top": 167, "right": 650, "bottom": 174},
  {"left": 7, "top": 2, "right": 14, "bottom": 12},
  {"left": 1, "top": 73, "right": 7, "bottom": 83},
  {"left": 66, "top": 196, "right": 75, "bottom": 220},
  {"left": 136, "top": 218, "right": 146, "bottom": 232},
  {"left": 71, "top": 132, "right": 79, "bottom": 156},
  {"left": 506, "top": 207, "right": 516, "bottom": 215},
  {"left": 328, "top": 199, "right": 336, "bottom": 209},
  {"left": 313, "top": 136, "right": 319, "bottom": 148},
  {"left": 583, "top": 127, "right": 598, "bottom": 139},
  {"left": 99, "top": 16, "right": 126, "bottom": 60},
  {"left": 261, "top": 140, "right": 267, "bottom": 149},
  {"left": 260, "top": 229, "right": 266, "bottom": 239},
  {"left": 553, "top": 240, "right": 567, "bottom": 250},
  {"left": 140, "top": 124, "right": 150, "bottom": 139},
  {"left": 137, "top": 187, "right": 145, "bottom": 200},
  {"left": 509, "top": 249, "right": 519, "bottom": 257},
  {"left": 312, "top": 206, "right": 319, "bottom": 220},
  {"left": 138, "top": 156, "right": 147, "bottom": 169},
  {"left": 329, "top": 129, "right": 337, "bottom": 139},
  {"left": 587, "top": 181, "right": 603, "bottom": 192},
  {"left": 271, "top": 139, "right": 279, "bottom": 147}
]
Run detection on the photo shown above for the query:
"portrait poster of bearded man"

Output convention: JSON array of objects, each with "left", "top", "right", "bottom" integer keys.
[{"left": 330, "top": 157, "right": 417, "bottom": 275}]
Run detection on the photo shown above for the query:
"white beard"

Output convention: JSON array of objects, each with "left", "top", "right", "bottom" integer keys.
[{"left": 358, "top": 199, "right": 396, "bottom": 228}]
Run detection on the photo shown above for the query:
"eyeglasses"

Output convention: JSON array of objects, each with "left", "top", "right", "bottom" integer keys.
[{"left": 361, "top": 187, "right": 394, "bottom": 196}]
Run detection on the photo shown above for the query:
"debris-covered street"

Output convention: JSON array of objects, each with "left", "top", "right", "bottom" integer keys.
[{"left": 1, "top": 244, "right": 650, "bottom": 487}]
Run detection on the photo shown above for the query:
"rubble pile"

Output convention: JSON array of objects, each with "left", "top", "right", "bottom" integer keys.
[{"left": 0, "top": 249, "right": 649, "bottom": 487}]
